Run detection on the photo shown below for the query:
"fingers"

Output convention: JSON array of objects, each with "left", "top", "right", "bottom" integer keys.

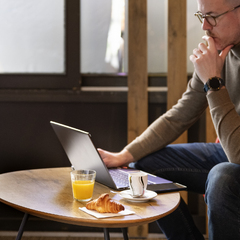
[
  {"left": 202, "top": 35, "right": 233, "bottom": 58},
  {"left": 202, "top": 35, "right": 216, "bottom": 50},
  {"left": 97, "top": 148, "right": 119, "bottom": 168},
  {"left": 97, "top": 148, "right": 112, "bottom": 167},
  {"left": 97, "top": 148, "right": 108, "bottom": 159},
  {"left": 189, "top": 54, "right": 195, "bottom": 62},
  {"left": 196, "top": 35, "right": 233, "bottom": 61},
  {"left": 97, "top": 148, "right": 104, "bottom": 154},
  {"left": 198, "top": 42, "right": 208, "bottom": 53},
  {"left": 191, "top": 41, "right": 209, "bottom": 59},
  {"left": 97, "top": 148, "right": 103, "bottom": 154},
  {"left": 192, "top": 48, "right": 202, "bottom": 58}
]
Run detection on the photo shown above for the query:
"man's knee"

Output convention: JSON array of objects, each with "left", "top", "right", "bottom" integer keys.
[{"left": 205, "top": 162, "right": 240, "bottom": 204}]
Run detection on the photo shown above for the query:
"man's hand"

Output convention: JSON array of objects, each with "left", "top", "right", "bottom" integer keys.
[
  {"left": 97, "top": 148, "right": 134, "bottom": 168},
  {"left": 189, "top": 36, "right": 233, "bottom": 84}
]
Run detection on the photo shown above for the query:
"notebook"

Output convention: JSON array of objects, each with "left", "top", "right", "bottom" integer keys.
[{"left": 50, "top": 121, "right": 187, "bottom": 192}]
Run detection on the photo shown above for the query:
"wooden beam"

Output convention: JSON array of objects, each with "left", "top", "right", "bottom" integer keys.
[
  {"left": 128, "top": 0, "right": 148, "bottom": 237},
  {"left": 168, "top": 0, "right": 188, "bottom": 203},
  {"left": 128, "top": 0, "right": 148, "bottom": 143},
  {"left": 168, "top": 0, "right": 187, "bottom": 144}
]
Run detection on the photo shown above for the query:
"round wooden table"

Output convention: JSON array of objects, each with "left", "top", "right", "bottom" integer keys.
[{"left": 0, "top": 167, "right": 180, "bottom": 240}]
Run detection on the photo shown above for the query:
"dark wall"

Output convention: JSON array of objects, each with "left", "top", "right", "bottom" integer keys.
[{"left": 0, "top": 101, "right": 128, "bottom": 174}]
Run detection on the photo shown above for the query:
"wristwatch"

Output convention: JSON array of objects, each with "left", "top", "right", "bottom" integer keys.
[{"left": 203, "top": 77, "right": 225, "bottom": 93}]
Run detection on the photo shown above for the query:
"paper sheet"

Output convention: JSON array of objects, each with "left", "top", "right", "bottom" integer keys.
[{"left": 79, "top": 207, "right": 135, "bottom": 219}]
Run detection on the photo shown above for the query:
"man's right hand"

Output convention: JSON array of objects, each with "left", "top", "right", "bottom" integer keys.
[
  {"left": 97, "top": 148, "right": 135, "bottom": 168},
  {"left": 189, "top": 36, "right": 233, "bottom": 84}
]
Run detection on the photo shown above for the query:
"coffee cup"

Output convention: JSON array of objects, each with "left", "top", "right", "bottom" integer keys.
[{"left": 128, "top": 172, "right": 148, "bottom": 197}]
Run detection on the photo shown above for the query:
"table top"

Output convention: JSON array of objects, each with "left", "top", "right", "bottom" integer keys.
[{"left": 0, "top": 167, "right": 180, "bottom": 228}]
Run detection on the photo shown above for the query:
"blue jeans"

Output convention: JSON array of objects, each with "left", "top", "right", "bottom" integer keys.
[{"left": 133, "top": 143, "right": 240, "bottom": 240}]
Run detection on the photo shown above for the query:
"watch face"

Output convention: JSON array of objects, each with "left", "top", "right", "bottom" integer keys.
[{"left": 209, "top": 78, "right": 220, "bottom": 89}]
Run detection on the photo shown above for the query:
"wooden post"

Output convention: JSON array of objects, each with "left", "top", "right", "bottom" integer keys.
[
  {"left": 128, "top": 0, "right": 148, "bottom": 144},
  {"left": 168, "top": 0, "right": 188, "bottom": 203},
  {"left": 128, "top": 0, "right": 148, "bottom": 237},
  {"left": 128, "top": 0, "right": 189, "bottom": 235}
]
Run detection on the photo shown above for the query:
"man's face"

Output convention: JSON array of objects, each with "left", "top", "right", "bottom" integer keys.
[{"left": 197, "top": 0, "right": 240, "bottom": 50}]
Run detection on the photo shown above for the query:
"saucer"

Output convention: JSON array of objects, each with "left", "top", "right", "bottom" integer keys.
[{"left": 119, "top": 190, "right": 157, "bottom": 202}]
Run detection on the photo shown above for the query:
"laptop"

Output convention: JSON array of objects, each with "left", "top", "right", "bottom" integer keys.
[{"left": 50, "top": 121, "right": 187, "bottom": 193}]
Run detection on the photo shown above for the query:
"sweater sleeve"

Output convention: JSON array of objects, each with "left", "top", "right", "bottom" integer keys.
[
  {"left": 207, "top": 89, "right": 240, "bottom": 164},
  {"left": 125, "top": 73, "right": 208, "bottom": 161}
]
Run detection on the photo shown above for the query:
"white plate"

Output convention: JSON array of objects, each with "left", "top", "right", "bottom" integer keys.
[{"left": 119, "top": 190, "right": 157, "bottom": 202}]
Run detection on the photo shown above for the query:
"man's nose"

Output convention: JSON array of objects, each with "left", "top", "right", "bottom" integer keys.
[{"left": 202, "top": 18, "right": 213, "bottom": 31}]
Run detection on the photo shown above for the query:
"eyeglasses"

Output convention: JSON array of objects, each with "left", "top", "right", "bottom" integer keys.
[{"left": 194, "top": 4, "right": 240, "bottom": 27}]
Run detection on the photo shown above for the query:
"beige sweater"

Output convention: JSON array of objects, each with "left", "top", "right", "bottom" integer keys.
[{"left": 125, "top": 44, "right": 240, "bottom": 164}]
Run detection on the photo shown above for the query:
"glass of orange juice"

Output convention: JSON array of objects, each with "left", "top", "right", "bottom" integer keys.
[{"left": 70, "top": 170, "right": 96, "bottom": 202}]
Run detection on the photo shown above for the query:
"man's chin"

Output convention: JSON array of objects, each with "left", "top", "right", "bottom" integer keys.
[
  {"left": 212, "top": 38, "right": 224, "bottom": 51},
  {"left": 215, "top": 41, "right": 231, "bottom": 51},
  {"left": 215, "top": 42, "right": 222, "bottom": 51}
]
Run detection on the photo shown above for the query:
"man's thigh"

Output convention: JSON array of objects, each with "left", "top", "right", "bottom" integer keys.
[{"left": 133, "top": 142, "right": 228, "bottom": 193}]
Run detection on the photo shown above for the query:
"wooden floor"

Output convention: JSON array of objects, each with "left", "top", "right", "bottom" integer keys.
[
  {"left": 0, "top": 238, "right": 167, "bottom": 240},
  {"left": 0, "top": 237, "right": 167, "bottom": 240},
  {"left": 0, "top": 232, "right": 208, "bottom": 240},
  {"left": 0, "top": 236, "right": 209, "bottom": 240},
  {"left": 0, "top": 232, "right": 168, "bottom": 240},
  {"left": 0, "top": 237, "right": 209, "bottom": 240}
]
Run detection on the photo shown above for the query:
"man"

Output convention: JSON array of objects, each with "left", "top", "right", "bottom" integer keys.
[{"left": 98, "top": 0, "right": 240, "bottom": 239}]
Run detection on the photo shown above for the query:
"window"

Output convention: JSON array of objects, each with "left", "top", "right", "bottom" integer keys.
[
  {"left": 0, "top": 0, "right": 64, "bottom": 74},
  {"left": 0, "top": 0, "right": 80, "bottom": 89}
]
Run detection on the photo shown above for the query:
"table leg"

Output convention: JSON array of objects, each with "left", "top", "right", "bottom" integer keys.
[
  {"left": 103, "top": 228, "right": 110, "bottom": 240},
  {"left": 121, "top": 228, "right": 129, "bottom": 240},
  {"left": 15, "top": 213, "right": 29, "bottom": 240}
]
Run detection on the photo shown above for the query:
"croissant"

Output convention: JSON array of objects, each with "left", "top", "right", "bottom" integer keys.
[{"left": 86, "top": 193, "right": 125, "bottom": 213}]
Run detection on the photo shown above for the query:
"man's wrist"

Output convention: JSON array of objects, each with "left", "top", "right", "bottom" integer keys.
[
  {"left": 121, "top": 149, "right": 135, "bottom": 164},
  {"left": 203, "top": 77, "right": 225, "bottom": 93},
  {"left": 207, "top": 86, "right": 226, "bottom": 95}
]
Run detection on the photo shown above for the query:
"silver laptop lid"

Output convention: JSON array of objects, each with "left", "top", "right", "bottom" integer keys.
[{"left": 50, "top": 121, "right": 118, "bottom": 189}]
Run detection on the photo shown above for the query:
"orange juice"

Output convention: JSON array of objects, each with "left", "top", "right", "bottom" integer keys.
[{"left": 72, "top": 180, "right": 95, "bottom": 201}]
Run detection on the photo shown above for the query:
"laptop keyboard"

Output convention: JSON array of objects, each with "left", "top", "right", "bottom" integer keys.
[
  {"left": 109, "top": 169, "right": 160, "bottom": 188},
  {"left": 109, "top": 169, "right": 129, "bottom": 187}
]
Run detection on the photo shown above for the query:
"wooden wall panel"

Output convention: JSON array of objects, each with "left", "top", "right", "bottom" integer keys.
[
  {"left": 168, "top": 0, "right": 187, "bottom": 145},
  {"left": 168, "top": 0, "right": 188, "bottom": 203},
  {"left": 128, "top": 0, "right": 148, "bottom": 143},
  {"left": 128, "top": 0, "right": 189, "bottom": 235},
  {"left": 128, "top": 0, "right": 148, "bottom": 237}
]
